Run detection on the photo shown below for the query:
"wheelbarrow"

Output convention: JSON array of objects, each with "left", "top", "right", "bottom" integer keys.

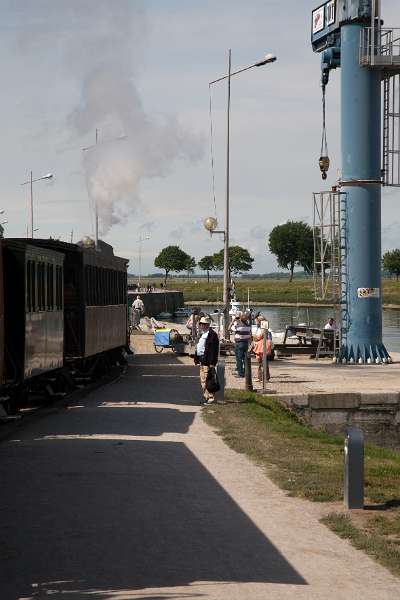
[{"left": 153, "top": 328, "right": 187, "bottom": 354}]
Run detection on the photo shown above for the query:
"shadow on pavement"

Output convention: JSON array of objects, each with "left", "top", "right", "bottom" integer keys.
[
  {"left": 115, "top": 352, "right": 203, "bottom": 406},
  {"left": 0, "top": 438, "right": 306, "bottom": 599},
  {"left": 37, "top": 405, "right": 196, "bottom": 438}
]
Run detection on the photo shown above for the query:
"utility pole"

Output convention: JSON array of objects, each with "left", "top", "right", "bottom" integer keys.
[{"left": 223, "top": 49, "right": 232, "bottom": 340}]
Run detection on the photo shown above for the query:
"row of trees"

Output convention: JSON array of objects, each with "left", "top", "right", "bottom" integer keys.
[
  {"left": 153, "top": 224, "right": 400, "bottom": 284},
  {"left": 153, "top": 222, "right": 315, "bottom": 284},
  {"left": 154, "top": 245, "right": 254, "bottom": 284},
  {"left": 383, "top": 250, "right": 400, "bottom": 279}
]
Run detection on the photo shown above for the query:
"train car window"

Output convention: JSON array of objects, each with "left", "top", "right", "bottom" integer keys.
[
  {"left": 47, "top": 263, "right": 54, "bottom": 310},
  {"left": 27, "top": 260, "right": 32, "bottom": 312},
  {"left": 123, "top": 272, "right": 127, "bottom": 304},
  {"left": 95, "top": 267, "right": 99, "bottom": 305},
  {"left": 55, "top": 265, "right": 63, "bottom": 310},
  {"left": 37, "top": 262, "right": 43, "bottom": 311},
  {"left": 60, "top": 266, "right": 64, "bottom": 309},
  {"left": 88, "top": 265, "right": 92, "bottom": 305},
  {"left": 85, "top": 265, "right": 90, "bottom": 305},
  {"left": 32, "top": 261, "right": 36, "bottom": 311},
  {"left": 41, "top": 263, "right": 46, "bottom": 311},
  {"left": 91, "top": 267, "right": 95, "bottom": 305},
  {"left": 37, "top": 262, "right": 41, "bottom": 310},
  {"left": 117, "top": 271, "right": 120, "bottom": 304},
  {"left": 105, "top": 269, "right": 108, "bottom": 305},
  {"left": 99, "top": 268, "right": 103, "bottom": 305}
]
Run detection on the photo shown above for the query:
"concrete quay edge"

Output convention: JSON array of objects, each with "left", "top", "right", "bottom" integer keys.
[{"left": 274, "top": 391, "right": 400, "bottom": 410}]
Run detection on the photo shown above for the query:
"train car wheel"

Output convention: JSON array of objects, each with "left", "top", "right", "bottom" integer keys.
[{"left": 154, "top": 345, "right": 164, "bottom": 353}]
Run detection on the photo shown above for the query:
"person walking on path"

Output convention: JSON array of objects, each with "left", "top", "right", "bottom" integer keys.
[
  {"left": 194, "top": 316, "right": 219, "bottom": 405},
  {"left": 234, "top": 312, "right": 252, "bottom": 378},
  {"left": 131, "top": 295, "right": 145, "bottom": 328}
]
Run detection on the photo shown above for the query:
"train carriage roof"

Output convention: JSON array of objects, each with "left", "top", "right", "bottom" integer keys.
[{"left": 4, "top": 238, "right": 128, "bottom": 271}]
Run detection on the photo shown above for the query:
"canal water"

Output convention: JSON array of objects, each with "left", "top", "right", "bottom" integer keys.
[{"left": 184, "top": 305, "right": 400, "bottom": 354}]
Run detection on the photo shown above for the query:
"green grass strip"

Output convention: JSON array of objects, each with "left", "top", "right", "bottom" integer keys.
[{"left": 323, "top": 513, "right": 400, "bottom": 578}]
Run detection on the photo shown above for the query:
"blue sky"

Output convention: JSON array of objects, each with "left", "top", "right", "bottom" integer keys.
[{"left": 0, "top": 0, "right": 399, "bottom": 273}]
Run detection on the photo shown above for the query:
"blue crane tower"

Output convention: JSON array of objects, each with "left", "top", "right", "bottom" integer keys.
[{"left": 311, "top": 0, "right": 400, "bottom": 364}]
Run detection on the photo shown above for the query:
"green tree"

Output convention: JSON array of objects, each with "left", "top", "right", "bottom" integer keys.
[
  {"left": 154, "top": 245, "right": 191, "bottom": 284},
  {"left": 268, "top": 221, "right": 314, "bottom": 282},
  {"left": 184, "top": 256, "right": 196, "bottom": 279},
  {"left": 212, "top": 246, "right": 254, "bottom": 275},
  {"left": 198, "top": 255, "right": 215, "bottom": 283},
  {"left": 382, "top": 249, "right": 400, "bottom": 280}
]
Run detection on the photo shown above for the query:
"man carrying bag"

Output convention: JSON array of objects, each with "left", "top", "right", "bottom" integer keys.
[{"left": 194, "top": 316, "right": 220, "bottom": 405}]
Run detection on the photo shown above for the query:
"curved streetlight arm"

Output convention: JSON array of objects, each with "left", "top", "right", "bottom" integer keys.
[
  {"left": 21, "top": 173, "right": 53, "bottom": 186},
  {"left": 209, "top": 55, "right": 276, "bottom": 85}
]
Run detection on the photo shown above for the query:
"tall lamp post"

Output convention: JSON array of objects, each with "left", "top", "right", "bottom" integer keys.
[
  {"left": 137, "top": 234, "right": 150, "bottom": 288},
  {"left": 21, "top": 172, "right": 53, "bottom": 238},
  {"left": 205, "top": 51, "right": 277, "bottom": 339}
]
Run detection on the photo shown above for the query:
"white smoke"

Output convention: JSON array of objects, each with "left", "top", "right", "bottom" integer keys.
[
  {"left": 68, "top": 4, "right": 203, "bottom": 233},
  {"left": 16, "top": 0, "right": 204, "bottom": 233}
]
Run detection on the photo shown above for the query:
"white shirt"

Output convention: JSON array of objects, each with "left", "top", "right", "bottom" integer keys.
[
  {"left": 196, "top": 330, "right": 209, "bottom": 356},
  {"left": 133, "top": 298, "right": 144, "bottom": 310},
  {"left": 324, "top": 321, "right": 336, "bottom": 330}
]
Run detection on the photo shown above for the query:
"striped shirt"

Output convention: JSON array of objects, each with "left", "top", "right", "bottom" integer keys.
[{"left": 234, "top": 321, "right": 252, "bottom": 343}]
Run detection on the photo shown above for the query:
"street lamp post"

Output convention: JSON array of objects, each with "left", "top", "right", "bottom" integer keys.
[
  {"left": 21, "top": 172, "right": 53, "bottom": 238},
  {"left": 137, "top": 234, "right": 150, "bottom": 288},
  {"left": 206, "top": 51, "right": 277, "bottom": 339}
]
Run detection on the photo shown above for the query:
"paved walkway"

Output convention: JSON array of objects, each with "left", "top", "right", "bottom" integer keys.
[{"left": 0, "top": 336, "right": 399, "bottom": 599}]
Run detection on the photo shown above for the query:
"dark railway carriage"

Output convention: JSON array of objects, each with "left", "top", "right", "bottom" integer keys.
[
  {"left": 28, "top": 239, "right": 128, "bottom": 363},
  {"left": 1, "top": 240, "right": 64, "bottom": 382},
  {"left": 82, "top": 242, "right": 128, "bottom": 357}
]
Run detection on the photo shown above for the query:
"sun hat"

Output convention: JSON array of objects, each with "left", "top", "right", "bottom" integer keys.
[{"left": 199, "top": 316, "right": 212, "bottom": 325}]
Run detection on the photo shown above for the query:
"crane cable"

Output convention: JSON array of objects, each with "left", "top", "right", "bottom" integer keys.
[
  {"left": 319, "top": 84, "right": 330, "bottom": 180},
  {"left": 321, "top": 84, "right": 328, "bottom": 158}
]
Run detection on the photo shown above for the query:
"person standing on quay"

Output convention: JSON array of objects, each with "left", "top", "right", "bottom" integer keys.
[
  {"left": 194, "top": 316, "right": 219, "bottom": 405},
  {"left": 131, "top": 295, "right": 145, "bottom": 328},
  {"left": 234, "top": 312, "right": 252, "bottom": 378}
]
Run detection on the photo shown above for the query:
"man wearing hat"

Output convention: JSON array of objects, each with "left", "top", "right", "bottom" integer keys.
[{"left": 194, "top": 316, "right": 219, "bottom": 405}]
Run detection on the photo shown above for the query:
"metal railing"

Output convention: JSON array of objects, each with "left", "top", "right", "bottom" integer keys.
[
  {"left": 360, "top": 28, "right": 400, "bottom": 68},
  {"left": 382, "top": 73, "right": 400, "bottom": 187}
]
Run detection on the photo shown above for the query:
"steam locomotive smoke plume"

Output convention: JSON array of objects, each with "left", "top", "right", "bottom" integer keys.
[{"left": 66, "top": 2, "right": 202, "bottom": 233}]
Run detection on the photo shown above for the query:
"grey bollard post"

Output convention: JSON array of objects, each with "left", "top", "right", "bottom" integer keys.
[
  {"left": 216, "top": 361, "right": 225, "bottom": 402},
  {"left": 244, "top": 350, "right": 253, "bottom": 391},
  {"left": 344, "top": 427, "right": 364, "bottom": 510}
]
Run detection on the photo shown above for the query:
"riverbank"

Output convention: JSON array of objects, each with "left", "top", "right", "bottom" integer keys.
[
  {"left": 165, "top": 277, "right": 400, "bottom": 307},
  {"left": 184, "top": 300, "right": 400, "bottom": 310}
]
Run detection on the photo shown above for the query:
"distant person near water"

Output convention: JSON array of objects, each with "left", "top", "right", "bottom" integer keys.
[
  {"left": 233, "top": 312, "right": 252, "bottom": 378},
  {"left": 324, "top": 317, "right": 336, "bottom": 330},
  {"left": 131, "top": 295, "right": 145, "bottom": 328},
  {"left": 252, "top": 315, "right": 271, "bottom": 383}
]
